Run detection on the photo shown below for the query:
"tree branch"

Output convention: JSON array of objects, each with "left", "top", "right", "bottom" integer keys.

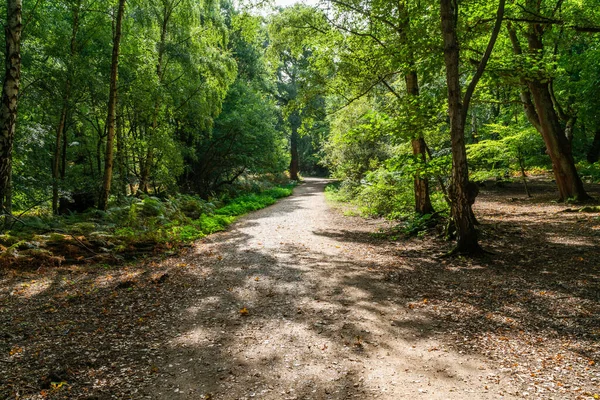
[{"left": 461, "top": 0, "right": 506, "bottom": 125}]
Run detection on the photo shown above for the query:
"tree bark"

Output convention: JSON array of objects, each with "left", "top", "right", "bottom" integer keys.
[
  {"left": 99, "top": 0, "right": 126, "bottom": 211},
  {"left": 405, "top": 71, "right": 434, "bottom": 215},
  {"left": 506, "top": 24, "right": 542, "bottom": 133},
  {"left": 522, "top": 23, "right": 590, "bottom": 202},
  {"left": 289, "top": 111, "right": 300, "bottom": 181},
  {"left": 527, "top": 80, "right": 589, "bottom": 201},
  {"left": 0, "top": 0, "right": 23, "bottom": 214},
  {"left": 440, "top": 0, "right": 505, "bottom": 253},
  {"left": 395, "top": 3, "right": 435, "bottom": 215},
  {"left": 411, "top": 136, "right": 434, "bottom": 214},
  {"left": 441, "top": 0, "right": 478, "bottom": 253},
  {"left": 506, "top": 5, "right": 590, "bottom": 202}
]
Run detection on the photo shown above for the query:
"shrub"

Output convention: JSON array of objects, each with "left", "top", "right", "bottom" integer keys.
[{"left": 3, "top": 183, "right": 295, "bottom": 266}]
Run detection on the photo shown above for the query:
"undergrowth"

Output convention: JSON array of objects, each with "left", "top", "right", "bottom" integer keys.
[
  {"left": 0, "top": 184, "right": 295, "bottom": 268},
  {"left": 577, "top": 162, "right": 600, "bottom": 183},
  {"left": 326, "top": 178, "right": 447, "bottom": 219},
  {"left": 325, "top": 178, "right": 448, "bottom": 239}
]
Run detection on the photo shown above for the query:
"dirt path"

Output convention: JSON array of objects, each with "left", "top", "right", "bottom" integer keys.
[
  {"left": 3, "top": 178, "right": 599, "bottom": 399},
  {"left": 141, "top": 178, "right": 518, "bottom": 399}
]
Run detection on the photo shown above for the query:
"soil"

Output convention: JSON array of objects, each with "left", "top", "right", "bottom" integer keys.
[{"left": 1, "top": 177, "right": 599, "bottom": 399}]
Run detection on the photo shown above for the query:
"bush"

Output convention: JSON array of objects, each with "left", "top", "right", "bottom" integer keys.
[
  {"left": 354, "top": 169, "right": 413, "bottom": 218},
  {"left": 140, "top": 197, "right": 166, "bottom": 217},
  {"left": 326, "top": 167, "right": 448, "bottom": 225},
  {"left": 176, "top": 195, "right": 215, "bottom": 219},
  {"left": 577, "top": 162, "right": 600, "bottom": 183}
]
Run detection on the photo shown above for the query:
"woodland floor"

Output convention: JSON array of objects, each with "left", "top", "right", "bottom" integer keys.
[{"left": 1, "top": 177, "right": 599, "bottom": 399}]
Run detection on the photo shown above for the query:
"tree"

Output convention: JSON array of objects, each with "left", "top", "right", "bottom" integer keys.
[
  {"left": 268, "top": 6, "right": 330, "bottom": 182},
  {"left": 439, "top": 0, "right": 505, "bottom": 253},
  {"left": 0, "top": 0, "right": 23, "bottom": 215},
  {"left": 121, "top": 0, "right": 236, "bottom": 195},
  {"left": 99, "top": 0, "right": 126, "bottom": 211},
  {"left": 180, "top": 8, "right": 287, "bottom": 195},
  {"left": 272, "top": 47, "right": 306, "bottom": 182},
  {"left": 505, "top": 0, "right": 591, "bottom": 202},
  {"left": 139, "top": 0, "right": 191, "bottom": 193},
  {"left": 52, "top": 0, "right": 82, "bottom": 214},
  {"left": 319, "top": 0, "right": 438, "bottom": 214}
]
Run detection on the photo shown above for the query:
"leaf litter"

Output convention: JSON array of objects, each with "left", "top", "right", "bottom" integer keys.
[{"left": 1, "top": 177, "right": 599, "bottom": 399}]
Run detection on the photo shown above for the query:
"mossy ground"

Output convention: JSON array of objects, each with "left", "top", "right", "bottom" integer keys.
[{"left": 0, "top": 184, "right": 295, "bottom": 269}]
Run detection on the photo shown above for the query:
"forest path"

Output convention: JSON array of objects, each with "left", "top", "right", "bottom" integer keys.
[
  {"left": 144, "top": 178, "right": 517, "bottom": 399},
  {"left": 4, "top": 177, "right": 598, "bottom": 399}
]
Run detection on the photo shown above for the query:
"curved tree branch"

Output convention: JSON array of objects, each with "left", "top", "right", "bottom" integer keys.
[{"left": 461, "top": 0, "right": 506, "bottom": 126}]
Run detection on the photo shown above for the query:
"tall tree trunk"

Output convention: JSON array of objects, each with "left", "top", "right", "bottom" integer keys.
[
  {"left": 99, "top": 0, "right": 126, "bottom": 211},
  {"left": 523, "top": 24, "right": 590, "bottom": 202},
  {"left": 508, "top": 11, "right": 589, "bottom": 202},
  {"left": 527, "top": 80, "right": 589, "bottom": 201},
  {"left": 405, "top": 71, "right": 434, "bottom": 215},
  {"left": 411, "top": 136, "right": 433, "bottom": 214},
  {"left": 52, "top": 2, "right": 79, "bottom": 214},
  {"left": 289, "top": 114, "right": 300, "bottom": 181},
  {"left": 440, "top": 0, "right": 479, "bottom": 253},
  {"left": 506, "top": 24, "right": 543, "bottom": 133},
  {"left": 393, "top": 3, "right": 434, "bottom": 215},
  {"left": 0, "top": 0, "right": 23, "bottom": 214},
  {"left": 440, "top": 0, "right": 505, "bottom": 253},
  {"left": 564, "top": 117, "right": 576, "bottom": 144}
]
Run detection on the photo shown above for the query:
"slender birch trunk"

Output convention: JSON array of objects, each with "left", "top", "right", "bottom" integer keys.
[{"left": 0, "top": 0, "right": 23, "bottom": 215}]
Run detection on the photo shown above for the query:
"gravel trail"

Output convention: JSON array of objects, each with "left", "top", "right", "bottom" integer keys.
[{"left": 144, "top": 178, "right": 517, "bottom": 399}]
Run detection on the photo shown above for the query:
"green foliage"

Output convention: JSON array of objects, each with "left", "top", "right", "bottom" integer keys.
[
  {"left": 375, "top": 212, "right": 442, "bottom": 240},
  {"left": 323, "top": 100, "right": 391, "bottom": 183},
  {"left": 9, "top": 0, "right": 290, "bottom": 213},
  {"left": 2, "top": 183, "right": 295, "bottom": 262},
  {"left": 177, "top": 195, "right": 216, "bottom": 219},
  {"left": 577, "top": 162, "right": 600, "bottom": 184},
  {"left": 215, "top": 186, "right": 294, "bottom": 216},
  {"left": 354, "top": 169, "right": 413, "bottom": 218},
  {"left": 467, "top": 124, "right": 546, "bottom": 181},
  {"left": 326, "top": 170, "right": 447, "bottom": 221}
]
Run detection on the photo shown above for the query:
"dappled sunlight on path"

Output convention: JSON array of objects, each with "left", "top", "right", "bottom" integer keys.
[
  {"left": 5, "top": 178, "right": 597, "bottom": 398},
  {"left": 143, "top": 178, "right": 518, "bottom": 399}
]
